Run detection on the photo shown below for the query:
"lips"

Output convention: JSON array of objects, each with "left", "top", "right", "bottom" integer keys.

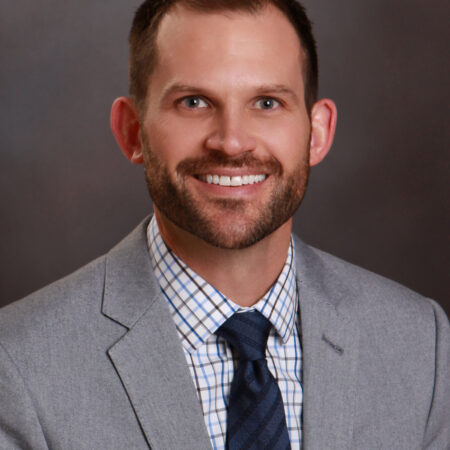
[
  {"left": 197, "top": 174, "right": 267, "bottom": 187},
  {"left": 178, "top": 152, "right": 281, "bottom": 180}
]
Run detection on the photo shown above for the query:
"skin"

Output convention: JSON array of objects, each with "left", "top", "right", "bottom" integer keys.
[{"left": 111, "top": 4, "right": 337, "bottom": 307}]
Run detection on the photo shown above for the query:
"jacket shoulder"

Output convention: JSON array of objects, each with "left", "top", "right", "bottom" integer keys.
[
  {"left": 294, "top": 237, "right": 447, "bottom": 323},
  {"left": 0, "top": 256, "right": 107, "bottom": 345}
]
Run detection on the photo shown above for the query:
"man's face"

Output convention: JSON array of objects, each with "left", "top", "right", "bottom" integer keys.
[{"left": 140, "top": 4, "right": 312, "bottom": 249}]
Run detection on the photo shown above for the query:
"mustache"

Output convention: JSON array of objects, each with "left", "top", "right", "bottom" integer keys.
[{"left": 176, "top": 152, "right": 283, "bottom": 176}]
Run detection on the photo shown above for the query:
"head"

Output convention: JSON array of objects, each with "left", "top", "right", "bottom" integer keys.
[
  {"left": 111, "top": 0, "right": 337, "bottom": 250},
  {"left": 129, "top": 0, "right": 319, "bottom": 114}
]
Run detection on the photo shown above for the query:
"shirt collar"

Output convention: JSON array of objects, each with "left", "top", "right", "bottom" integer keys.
[{"left": 148, "top": 215, "right": 298, "bottom": 353}]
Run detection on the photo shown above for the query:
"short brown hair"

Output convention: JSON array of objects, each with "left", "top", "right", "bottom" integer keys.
[{"left": 129, "top": 0, "right": 318, "bottom": 111}]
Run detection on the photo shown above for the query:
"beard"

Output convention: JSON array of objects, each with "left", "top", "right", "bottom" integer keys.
[{"left": 142, "top": 136, "right": 310, "bottom": 250}]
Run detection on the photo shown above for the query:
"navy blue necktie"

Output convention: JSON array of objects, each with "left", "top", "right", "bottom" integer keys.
[{"left": 216, "top": 311, "right": 291, "bottom": 450}]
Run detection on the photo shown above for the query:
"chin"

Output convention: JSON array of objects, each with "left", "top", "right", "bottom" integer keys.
[{"left": 181, "top": 211, "right": 286, "bottom": 250}]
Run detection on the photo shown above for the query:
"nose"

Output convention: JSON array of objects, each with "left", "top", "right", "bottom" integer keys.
[{"left": 205, "top": 106, "right": 257, "bottom": 156}]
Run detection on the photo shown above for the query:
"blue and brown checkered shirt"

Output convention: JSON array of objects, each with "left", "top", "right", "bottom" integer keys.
[{"left": 148, "top": 216, "right": 303, "bottom": 449}]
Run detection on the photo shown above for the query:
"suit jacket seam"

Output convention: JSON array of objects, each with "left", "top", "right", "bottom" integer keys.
[{"left": 0, "top": 339, "right": 50, "bottom": 448}]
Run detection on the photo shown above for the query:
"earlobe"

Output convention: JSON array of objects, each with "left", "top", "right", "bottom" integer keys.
[
  {"left": 309, "top": 99, "right": 338, "bottom": 167},
  {"left": 110, "top": 97, "right": 144, "bottom": 165}
]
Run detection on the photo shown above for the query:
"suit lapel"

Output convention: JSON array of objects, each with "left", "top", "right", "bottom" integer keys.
[
  {"left": 295, "top": 238, "right": 359, "bottom": 450},
  {"left": 102, "top": 218, "right": 212, "bottom": 450},
  {"left": 100, "top": 220, "right": 361, "bottom": 449}
]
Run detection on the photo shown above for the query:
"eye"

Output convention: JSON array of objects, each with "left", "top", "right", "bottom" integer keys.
[
  {"left": 255, "top": 97, "right": 281, "bottom": 110},
  {"left": 180, "top": 96, "right": 208, "bottom": 109}
]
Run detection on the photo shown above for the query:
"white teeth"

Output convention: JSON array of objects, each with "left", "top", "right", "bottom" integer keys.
[
  {"left": 220, "top": 176, "right": 231, "bottom": 186},
  {"left": 199, "top": 174, "right": 267, "bottom": 186},
  {"left": 231, "top": 176, "right": 242, "bottom": 186}
]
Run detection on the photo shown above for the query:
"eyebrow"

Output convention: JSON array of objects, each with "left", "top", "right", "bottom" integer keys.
[
  {"left": 160, "top": 84, "right": 205, "bottom": 103},
  {"left": 253, "top": 84, "right": 300, "bottom": 102},
  {"left": 160, "top": 83, "right": 300, "bottom": 104}
]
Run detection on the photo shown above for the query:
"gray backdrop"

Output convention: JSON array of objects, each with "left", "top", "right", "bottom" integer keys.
[{"left": 1, "top": 0, "right": 449, "bottom": 314}]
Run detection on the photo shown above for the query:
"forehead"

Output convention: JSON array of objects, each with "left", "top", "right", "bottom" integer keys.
[{"left": 152, "top": 4, "right": 305, "bottom": 90}]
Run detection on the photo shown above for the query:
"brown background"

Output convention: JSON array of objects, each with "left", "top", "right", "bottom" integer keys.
[{"left": 1, "top": 0, "right": 449, "bottom": 314}]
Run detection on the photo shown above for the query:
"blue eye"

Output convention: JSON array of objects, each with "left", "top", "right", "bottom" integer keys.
[
  {"left": 181, "top": 96, "right": 208, "bottom": 109},
  {"left": 256, "top": 98, "right": 280, "bottom": 110}
]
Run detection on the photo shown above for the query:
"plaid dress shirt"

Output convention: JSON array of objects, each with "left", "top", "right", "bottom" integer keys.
[{"left": 148, "top": 216, "right": 303, "bottom": 449}]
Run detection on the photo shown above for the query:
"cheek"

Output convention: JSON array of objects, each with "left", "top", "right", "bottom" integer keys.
[
  {"left": 256, "top": 116, "right": 310, "bottom": 163},
  {"left": 145, "top": 116, "right": 206, "bottom": 172}
]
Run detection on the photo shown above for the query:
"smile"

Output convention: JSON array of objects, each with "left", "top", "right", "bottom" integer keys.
[{"left": 197, "top": 174, "right": 267, "bottom": 187}]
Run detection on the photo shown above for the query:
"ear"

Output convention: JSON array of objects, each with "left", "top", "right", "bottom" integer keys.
[
  {"left": 110, "top": 97, "right": 144, "bottom": 164},
  {"left": 309, "top": 98, "right": 338, "bottom": 167}
]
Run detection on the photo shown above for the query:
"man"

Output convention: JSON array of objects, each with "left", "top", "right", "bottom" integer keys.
[{"left": 0, "top": 0, "right": 448, "bottom": 449}]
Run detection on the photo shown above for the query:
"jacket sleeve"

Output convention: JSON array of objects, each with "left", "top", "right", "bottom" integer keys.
[
  {"left": 0, "top": 342, "right": 49, "bottom": 450},
  {"left": 422, "top": 300, "right": 450, "bottom": 449}
]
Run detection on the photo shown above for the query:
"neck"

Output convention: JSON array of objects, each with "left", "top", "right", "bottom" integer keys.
[{"left": 154, "top": 210, "right": 292, "bottom": 308}]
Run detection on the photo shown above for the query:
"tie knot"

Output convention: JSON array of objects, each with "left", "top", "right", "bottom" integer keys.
[{"left": 216, "top": 311, "right": 271, "bottom": 361}]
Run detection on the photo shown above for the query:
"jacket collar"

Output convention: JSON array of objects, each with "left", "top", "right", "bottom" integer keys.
[
  {"left": 102, "top": 217, "right": 213, "bottom": 450},
  {"left": 294, "top": 236, "right": 359, "bottom": 449},
  {"left": 102, "top": 219, "right": 359, "bottom": 450}
]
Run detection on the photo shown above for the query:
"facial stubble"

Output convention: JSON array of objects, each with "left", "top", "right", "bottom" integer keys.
[{"left": 142, "top": 135, "right": 311, "bottom": 249}]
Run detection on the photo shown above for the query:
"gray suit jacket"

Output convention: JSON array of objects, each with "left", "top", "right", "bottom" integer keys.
[{"left": 0, "top": 218, "right": 448, "bottom": 449}]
